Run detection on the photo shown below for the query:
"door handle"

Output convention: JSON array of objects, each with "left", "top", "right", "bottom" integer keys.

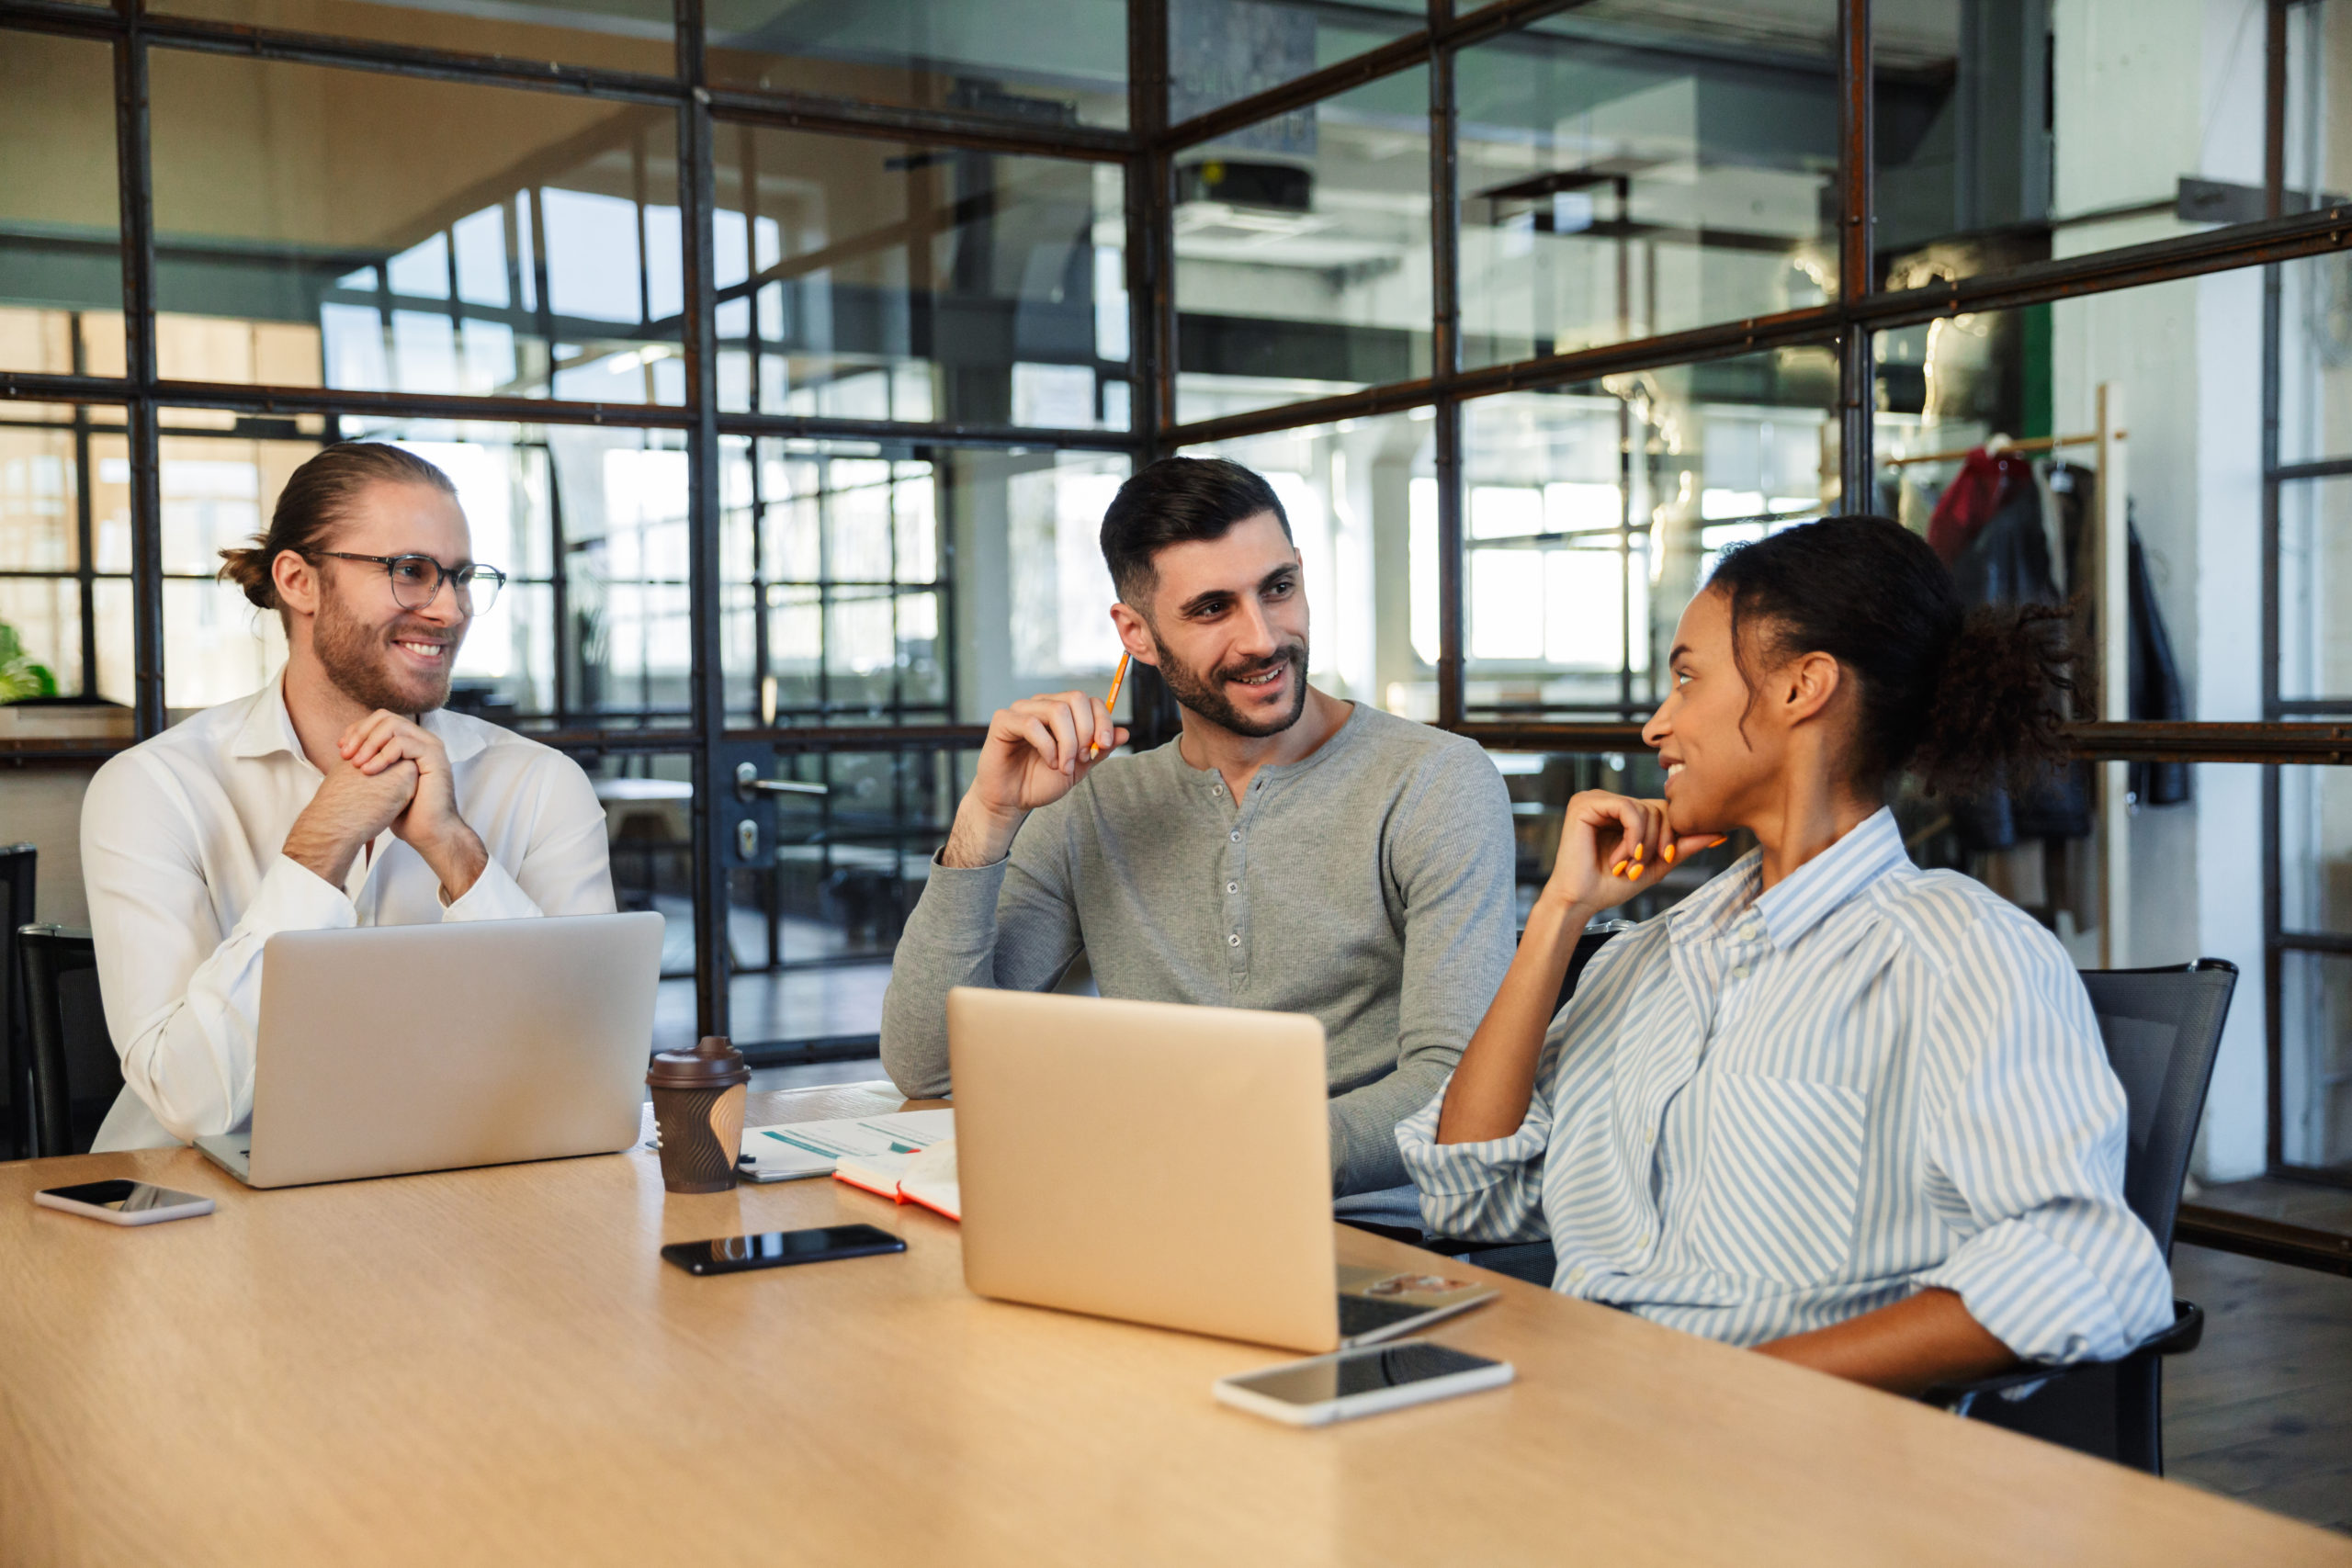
[{"left": 734, "top": 761, "right": 828, "bottom": 803}]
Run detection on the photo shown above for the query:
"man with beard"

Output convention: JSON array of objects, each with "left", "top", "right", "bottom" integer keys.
[
  {"left": 80, "top": 443, "right": 615, "bottom": 1151},
  {"left": 881, "top": 457, "right": 1516, "bottom": 1205}
]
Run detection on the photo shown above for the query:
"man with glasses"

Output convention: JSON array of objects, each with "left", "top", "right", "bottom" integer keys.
[{"left": 80, "top": 442, "right": 616, "bottom": 1150}]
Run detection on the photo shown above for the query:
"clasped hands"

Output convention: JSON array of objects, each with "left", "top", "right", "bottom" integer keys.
[{"left": 281, "top": 710, "right": 488, "bottom": 902}]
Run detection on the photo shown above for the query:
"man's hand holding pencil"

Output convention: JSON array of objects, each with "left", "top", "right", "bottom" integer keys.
[{"left": 939, "top": 654, "right": 1131, "bottom": 868}]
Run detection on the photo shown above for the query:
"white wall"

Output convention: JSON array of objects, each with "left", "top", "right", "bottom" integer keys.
[{"left": 2050, "top": 0, "right": 2270, "bottom": 1180}]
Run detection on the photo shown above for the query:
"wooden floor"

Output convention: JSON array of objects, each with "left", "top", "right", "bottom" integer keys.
[{"left": 2165, "top": 1179, "right": 2352, "bottom": 1534}]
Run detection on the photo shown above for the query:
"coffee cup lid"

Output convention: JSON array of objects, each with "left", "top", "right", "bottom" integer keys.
[{"left": 646, "top": 1034, "right": 750, "bottom": 1089}]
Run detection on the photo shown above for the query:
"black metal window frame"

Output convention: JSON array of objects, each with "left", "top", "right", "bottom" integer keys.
[{"left": 4, "top": 0, "right": 2352, "bottom": 1225}]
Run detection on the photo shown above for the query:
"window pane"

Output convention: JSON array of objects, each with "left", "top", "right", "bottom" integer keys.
[
  {"left": 155, "top": 418, "right": 687, "bottom": 728},
  {"left": 721, "top": 438, "right": 1130, "bottom": 726},
  {"left": 712, "top": 128, "right": 1128, "bottom": 428},
  {"left": 151, "top": 0, "right": 673, "bottom": 74},
  {"left": 2280, "top": 475, "right": 2352, "bottom": 705},
  {"left": 1459, "top": 5, "right": 1838, "bottom": 369},
  {"left": 0, "top": 35, "right": 123, "bottom": 375},
  {"left": 708, "top": 0, "right": 1127, "bottom": 130},
  {"left": 2272, "top": 761, "right": 2352, "bottom": 1174},
  {"left": 586, "top": 752, "right": 701, "bottom": 1049},
  {"left": 0, "top": 410, "right": 131, "bottom": 725},
  {"left": 1461, "top": 347, "right": 1836, "bottom": 722},
  {"left": 723, "top": 743, "right": 972, "bottom": 1050},
  {"left": 149, "top": 55, "right": 684, "bottom": 404},
  {"left": 1168, "top": 0, "right": 1421, "bottom": 126},
  {"left": 1177, "top": 412, "right": 1432, "bottom": 716},
  {"left": 1873, "top": 0, "right": 2295, "bottom": 294},
  {"left": 2278, "top": 252, "right": 2352, "bottom": 469},
  {"left": 2280, "top": 950, "right": 2352, "bottom": 1172},
  {"left": 1176, "top": 67, "right": 1431, "bottom": 423}
]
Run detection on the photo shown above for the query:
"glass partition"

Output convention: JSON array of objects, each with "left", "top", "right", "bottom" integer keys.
[
  {"left": 153, "top": 417, "right": 693, "bottom": 728},
  {"left": 722, "top": 438, "right": 1130, "bottom": 726},
  {"left": 1174, "top": 67, "right": 1433, "bottom": 422},
  {"left": 0, "top": 405, "right": 133, "bottom": 728},
  {"left": 1462, "top": 344, "right": 1838, "bottom": 722},
  {"left": 150, "top": 54, "right": 684, "bottom": 403},
  {"left": 1873, "top": 0, "right": 2310, "bottom": 295},
  {"left": 0, "top": 35, "right": 122, "bottom": 377},
  {"left": 1167, "top": 0, "right": 1421, "bottom": 126},
  {"left": 708, "top": 0, "right": 1129, "bottom": 130},
  {"left": 724, "top": 741, "right": 974, "bottom": 1050},
  {"left": 711, "top": 128, "right": 1129, "bottom": 429},
  {"left": 1459, "top": 3, "right": 1839, "bottom": 368},
  {"left": 153, "top": 0, "right": 675, "bottom": 75}
]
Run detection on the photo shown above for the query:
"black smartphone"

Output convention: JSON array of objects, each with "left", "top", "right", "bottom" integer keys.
[{"left": 660, "top": 1223, "right": 905, "bottom": 1276}]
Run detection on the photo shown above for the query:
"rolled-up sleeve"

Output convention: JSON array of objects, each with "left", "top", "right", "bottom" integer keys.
[
  {"left": 1911, "top": 914, "right": 2173, "bottom": 1364},
  {"left": 1396, "top": 1028, "right": 1563, "bottom": 1245}
]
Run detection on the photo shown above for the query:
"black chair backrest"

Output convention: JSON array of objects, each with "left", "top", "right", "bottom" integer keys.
[
  {"left": 20, "top": 925, "right": 114, "bottom": 1157},
  {"left": 1, "top": 844, "right": 33, "bottom": 1159},
  {"left": 2077, "top": 960, "right": 2236, "bottom": 1258},
  {"left": 1518, "top": 921, "right": 1632, "bottom": 1021}
]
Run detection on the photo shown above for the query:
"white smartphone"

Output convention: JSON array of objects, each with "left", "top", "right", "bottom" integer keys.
[
  {"left": 1214, "top": 1339, "right": 1514, "bottom": 1427},
  {"left": 35, "top": 1179, "right": 215, "bottom": 1226}
]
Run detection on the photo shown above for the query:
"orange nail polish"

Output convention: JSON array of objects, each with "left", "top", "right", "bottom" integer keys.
[
  {"left": 1663, "top": 843, "right": 1676, "bottom": 863},
  {"left": 1710, "top": 836, "right": 1728, "bottom": 848}
]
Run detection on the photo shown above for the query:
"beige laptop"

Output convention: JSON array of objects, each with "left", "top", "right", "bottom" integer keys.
[
  {"left": 949, "top": 987, "right": 1498, "bottom": 1353},
  {"left": 195, "top": 912, "right": 663, "bottom": 1189}
]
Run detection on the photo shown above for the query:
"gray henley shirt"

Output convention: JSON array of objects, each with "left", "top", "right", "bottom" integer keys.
[{"left": 878, "top": 702, "right": 1518, "bottom": 1195}]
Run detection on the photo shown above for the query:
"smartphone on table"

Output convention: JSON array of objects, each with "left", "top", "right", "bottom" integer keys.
[
  {"left": 661, "top": 1223, "right": 905, "bottom": 1276},
  {"left": 35, "top": 1180, "right": 215, "bottom": 1226},
  {"left": 1214, "top": 1339, "right": 1513, "bottom": 1427}
]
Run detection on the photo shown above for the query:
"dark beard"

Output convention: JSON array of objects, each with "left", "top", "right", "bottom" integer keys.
[
  {"left": 312, "top": 578, "right": 459, "bottom": 716},
  {"left": 1152, "top": 636, "right": 1309, "bottom": 739}
]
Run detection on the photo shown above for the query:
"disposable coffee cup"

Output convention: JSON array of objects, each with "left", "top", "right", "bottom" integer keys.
[{"left": 647, "top": 1035, "right": 751, "bottom": 1194}]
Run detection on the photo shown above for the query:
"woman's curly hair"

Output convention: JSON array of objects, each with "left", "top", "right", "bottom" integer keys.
[{"left": 1711, "top": 515, "right": 2078, "bottom": 799}]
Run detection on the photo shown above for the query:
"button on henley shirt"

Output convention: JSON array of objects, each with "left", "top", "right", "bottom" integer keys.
[{"left": 879, "top": 703, "right": 1518, "bottom": 1195}]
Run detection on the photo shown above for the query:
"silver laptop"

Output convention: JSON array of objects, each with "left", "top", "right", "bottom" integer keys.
[
  {"left": 197, "top": 912, "right": 663, "bottom": 1189},
  {"left": 948, "top": 987, "right": 1498, "bottom": 1354}
]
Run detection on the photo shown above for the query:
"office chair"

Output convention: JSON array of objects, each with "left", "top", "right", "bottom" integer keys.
[
  {"left": 1430, "top": 958, "right": 2237, "bottom": 1475},
  {"left": 1920, "top": 959, "right": 2236, "bottom": 1474},
  {"left": 20, "top": 925, "right": 117, "bottom": 1157},
  {"left": 1, "top": 844, "right": 33, "bottom": 1159}
]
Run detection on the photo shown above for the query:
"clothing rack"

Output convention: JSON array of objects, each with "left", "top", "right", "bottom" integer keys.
[
  {"left": 1880, "top": 388, "right": 2133, "bottom": 966},
  {"left": 1877, "top": 428, "right": 2125, "bottom": 468}
]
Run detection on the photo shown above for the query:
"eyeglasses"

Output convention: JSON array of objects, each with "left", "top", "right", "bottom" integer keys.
[{"left": 312, "top": 551, "right": 507, "bottom": 616}]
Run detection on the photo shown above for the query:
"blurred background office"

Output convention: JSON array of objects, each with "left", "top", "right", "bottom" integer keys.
[{"left": 0, "top": 0, "right": 2348, "bottom": 1524}]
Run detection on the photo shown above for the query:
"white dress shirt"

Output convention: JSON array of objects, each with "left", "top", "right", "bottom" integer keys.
[
  {"left": 81, "top": 676, "right": 616, "bottom": 1150},
  {"left": 1399, "top": 808, "right": 2173, "bottom": 1366}
]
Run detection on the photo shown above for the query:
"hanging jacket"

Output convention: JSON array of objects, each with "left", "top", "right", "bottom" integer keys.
[
  {"left": 1946, "top": 460, "right": 2094, "bottom": 851},
  {"left": 2127, "top": 510, "right": 2191, "bottom": 807},
  {"left": 1927, "top": 446, "right": 2033, "bottom": 565}
]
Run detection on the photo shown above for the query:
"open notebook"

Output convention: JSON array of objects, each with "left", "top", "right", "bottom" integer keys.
[
  {"left": 736, "top": 1109, "right": 954, "bottom": 1182},
  {"left": 834, "top": 1140, "right": 960, "bottom": 1221}
]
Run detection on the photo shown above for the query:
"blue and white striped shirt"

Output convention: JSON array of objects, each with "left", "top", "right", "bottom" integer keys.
[{"left": 1397, "top": 808, "right": 2172, "bottom": 1363}]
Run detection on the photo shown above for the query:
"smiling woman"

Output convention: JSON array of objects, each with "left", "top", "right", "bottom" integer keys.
[{"left": 1411, "top": 513, "right": 2166, "bottom": 1400}]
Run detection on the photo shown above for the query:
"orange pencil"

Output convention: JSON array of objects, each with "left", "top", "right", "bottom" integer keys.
[{"left": 1088, "top": 651, "right": 1130, "bottom": 761}]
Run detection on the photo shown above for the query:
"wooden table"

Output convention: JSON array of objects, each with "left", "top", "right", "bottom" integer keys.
[{"left": 5, "top": 1084, "right": 2346, "bottom": 1566}]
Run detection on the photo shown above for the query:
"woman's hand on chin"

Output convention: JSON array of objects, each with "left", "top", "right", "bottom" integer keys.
[{"left": 1542, "top": 789, "right": 1723, "bottom": 915}]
